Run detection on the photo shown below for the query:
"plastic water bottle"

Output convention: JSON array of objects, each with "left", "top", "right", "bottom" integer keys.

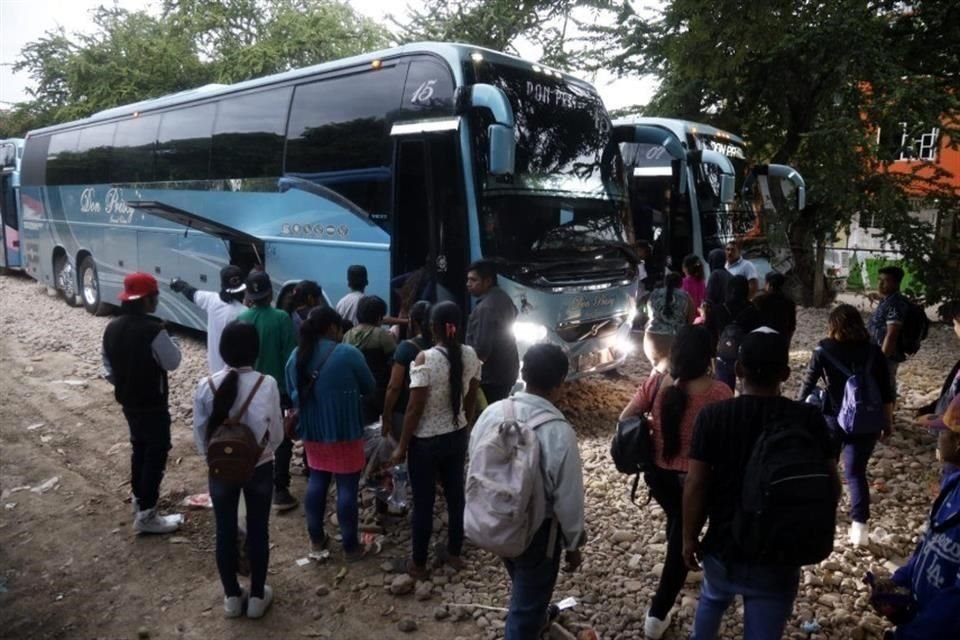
[{"left": 388, "top": 464, "right": 408, "bottom": 514}]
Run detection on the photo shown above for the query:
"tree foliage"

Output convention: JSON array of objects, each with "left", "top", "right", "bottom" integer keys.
[
  {"left": 595, "top": 0, "right": 960, "bottom": 305},
  {"left": 0, "top": 0, "right": 389, "bottom": 138},
  {"left": 392, "top": 0, "right": 618, "bottom": 68}
]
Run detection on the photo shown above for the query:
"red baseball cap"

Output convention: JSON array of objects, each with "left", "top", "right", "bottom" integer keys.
[{"left": 118, "top": 272, "right": 159, "bottom": 301}]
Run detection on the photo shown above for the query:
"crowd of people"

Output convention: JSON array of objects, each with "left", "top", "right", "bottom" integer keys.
[{"left": 98, "top": 246, "right": 960, "bottom": 638}]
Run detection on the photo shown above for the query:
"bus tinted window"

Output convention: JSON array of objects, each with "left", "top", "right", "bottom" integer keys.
[
  {"left": 46, "top": 129, "right": 82, "bottom": 186},
  {"left": 155, "top": 104, "right": 215, "bottom": 181},
  {"left": 211, "top": 87, "right": 292, "bottom": 179},
  {"left": 286, "top": 67, "right": 402, "bottom": 223},
  {"left": 75, "top": 123, "right": 117, "bottom": 185},
  {"left": 111, "top": 114, "right": 160, "bottom": 184},
  {"left": 401, "top": 58, "right": 455, "bottom": 117},
  {"left": 21, "top": 135, "right": 50, "bottom": 186}
]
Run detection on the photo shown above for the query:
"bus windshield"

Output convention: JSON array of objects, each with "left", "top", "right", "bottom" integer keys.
[
  {"left": 471, "top": 62, "right": 625, "bottom": 197},
  {"left": 480, "top": 194, "right": 630, "bottom": 264}
]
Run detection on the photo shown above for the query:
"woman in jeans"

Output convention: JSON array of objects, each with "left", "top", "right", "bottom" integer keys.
[
  {"left": 382, "top": 300, "right": 432, "bottom": 441},
  {"left": 620, "top": 325, "right": 731, "bottom": 639},
  {"left": 286, "top": 307, "right": 375, "bottom": 560},
  {"left": 798, "top": 304, "right": 894, "bottom": 546},
  {"left": 392, "top": 301, "right": 481, "bottom": 579},
  {"left": 643, "top": 271, "right": 696, "bottom": 368},
  {"left": 193, "top": 321, "right": 284, "bottom": 619}
]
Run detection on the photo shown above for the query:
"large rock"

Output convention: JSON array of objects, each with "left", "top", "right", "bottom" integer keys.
[{"left": 390, "top": 574, "right": 415, "bottom": 596}]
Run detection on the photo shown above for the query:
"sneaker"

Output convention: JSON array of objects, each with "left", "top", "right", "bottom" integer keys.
[
  {"left": 849, "top": 521, "right": 870, "bottom": 547},
  {"left": 130, "top": 495, "right": 140, "bottom": 515},
  {"left": 246, "top": 585, "right": 273, "bottom": 619},
  {"left": 272, "top": 488, "right": 299, "bottom": 512},
  {"left": 134, "top": 508, "right": 183, "bottom": 534},
  {"left": 224, "top": 589, "right": 247, "bottom": 618},
  {"left": 644, "top": 609, "right": 673, "bottom": 640}
]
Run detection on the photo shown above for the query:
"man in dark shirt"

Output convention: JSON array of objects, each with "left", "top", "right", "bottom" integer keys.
[
  {"left": 102, "top": 273, "right": 183, "bottom": 534},
  {"left": 868, "top": 265, "right": 910, "bottom": 394},
  {"left": 465, "top": 260, "right": 519, "bottom": 403},
  {"left": 682, "top": 328, "right": 837, "bottom": 639},
  {"left": 752, "top": 271, "right": 797, "bottom": 343}
]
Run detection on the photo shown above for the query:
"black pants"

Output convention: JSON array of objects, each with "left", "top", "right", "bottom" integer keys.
[
  {"left": 644, "top": 466, "right": 687, "bottom": 620},
  {"left": 123, "top": 408, "right": 172, "bottom": 511},
  {"left": 408, "top": 428, "right": 467, "bottom": 566},
  {"left": 275, "top": 395, "right": 293, "bottom": 491},
  {"left": 481, "top": 383, "right": 513, "bottom": 404}
]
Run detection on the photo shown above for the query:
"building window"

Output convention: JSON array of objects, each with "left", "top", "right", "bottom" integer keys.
[{"left": 897, "top": 123, "right": 940, "bottom": 162}]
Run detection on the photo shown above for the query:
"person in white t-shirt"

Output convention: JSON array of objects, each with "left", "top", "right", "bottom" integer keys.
[
  {"left": 723, "top": 241, "right": 759, "bottom": 299},
  {"left": 335, "top": 265, "right": 367, "bottom": 327},
  {"left": 171, "top": 265, "right": 247, "bottom": 374}
]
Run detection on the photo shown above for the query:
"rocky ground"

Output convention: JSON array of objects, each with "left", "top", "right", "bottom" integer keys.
[{"left": 0, "top": 271, "right": 956, "bottom": 640}]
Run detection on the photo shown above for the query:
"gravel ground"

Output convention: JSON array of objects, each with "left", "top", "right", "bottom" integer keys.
[{"left": 1, "top": 271, "right": 957, "bottom": 640}]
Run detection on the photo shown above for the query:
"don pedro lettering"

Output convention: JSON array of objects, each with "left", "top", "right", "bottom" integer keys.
[{"left": 525, "top": 81, "right": 586, "bottom": 110}]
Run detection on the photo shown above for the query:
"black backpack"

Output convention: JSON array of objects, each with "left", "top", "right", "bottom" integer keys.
[
  {"left": 732, "top": 410, "right": 839, "bottom": 566},
  {"left": 899, "top": 300, "right": 930, "bottom": 356},
  {"left": 717, "top": 305, "right": 747, "bottom": 362},
  {"left": 611, "top": 373, "right": 664, "bottom": 502}
]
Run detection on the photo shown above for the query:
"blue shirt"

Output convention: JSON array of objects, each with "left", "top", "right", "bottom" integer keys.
[
  {"left": 892, "top": 471, "right": 960, "bottom": 639},
  {"left": 285, "top": 339, "right": 375, "bottom": 443},
  {"left": 869, "top": 292, "right": 909, "bottom": 362}
]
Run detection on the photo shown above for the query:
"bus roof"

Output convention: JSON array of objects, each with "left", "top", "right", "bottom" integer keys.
[
  {"left": 613, "top": 117, "right": 745, "bottom": 147},
  {"left": 27, "top": 42, "right": 598, "bottom": 137}
]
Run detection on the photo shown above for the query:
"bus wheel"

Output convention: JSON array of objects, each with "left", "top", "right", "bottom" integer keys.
[
  {"left": 55, "top": 254, "right": 81, "bottom": 307},
  {"left": 79, "top": 256, "right": 109, "bottom": 315}
]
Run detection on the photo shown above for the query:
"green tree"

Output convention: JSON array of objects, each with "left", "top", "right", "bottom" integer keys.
[
  {"left": 595, "top": 0, "right": 960, "bottom": 305},
  {"left": 393, "top": 0, "right": 618, "bottom": 68},
  {"left": 161, "top": 0, "right": 390, "bottom": 82}
]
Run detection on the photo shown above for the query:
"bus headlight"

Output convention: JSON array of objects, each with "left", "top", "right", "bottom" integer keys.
[
  {"left": 615, "top": 336, "right": 636, "bottom": 355},
  {"left": 512, "top": 322, "right": 548, "bottom": 343}
]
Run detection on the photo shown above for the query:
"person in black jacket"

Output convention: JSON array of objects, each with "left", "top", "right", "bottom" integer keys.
[
  {"left": 465, "top": 260, "right": 519, "bottom": 403},
  {"left": 798, "top": 303, "right": 894, "bottom": 547},
  {"left": 102, "top": 273, "right": 183, "bottom": 534}
]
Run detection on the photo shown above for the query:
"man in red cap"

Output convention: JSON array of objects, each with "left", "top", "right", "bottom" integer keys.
[{"left": 102, "top": 272, "right": 183, "bottom": 534}]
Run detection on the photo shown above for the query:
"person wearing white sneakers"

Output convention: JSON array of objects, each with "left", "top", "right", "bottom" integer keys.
[
  {"left": 798, "top": 305, "right": 894, "bottom": 547},
  {"left": 102, "top": 272, "right": 183, "bottom": 534},
  {"left": 194, "top": 321, "right": 284, "bottom": 618}
]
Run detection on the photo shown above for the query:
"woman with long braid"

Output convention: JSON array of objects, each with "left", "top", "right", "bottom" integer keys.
[{"left": 392, "top": 301, "right": 481, "bottom": 579}]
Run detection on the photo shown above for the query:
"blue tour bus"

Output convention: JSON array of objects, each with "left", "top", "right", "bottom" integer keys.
[
  {"left": 1, "top": 138, "right": 24, "bottom": 269},
  {"left": 613, "top": 117, "right": 806, "bottom": 288},
  {"left": 19, "top": 43, "right": 638, "bottom": 379}
]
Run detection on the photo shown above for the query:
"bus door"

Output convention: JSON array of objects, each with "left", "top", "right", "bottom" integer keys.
[
  {"left": 0, "top": 143, "right": 19, "bottom": 268},
  {"left": 390, "top": 121, "right": 469, "bottom": 312}
]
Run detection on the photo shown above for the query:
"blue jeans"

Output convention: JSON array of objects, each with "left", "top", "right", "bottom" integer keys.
[
  {"left": 503, "top": 519, "right": 563, "bottom": 640},
  {"left": 842, "top": 434, "right": 879, "bottom": 523},
  {"left": 123, "top": 408, "right": 172, "bottom": 511},
  {"left": 408, "top": 428, "right": 467, "bottom": 567},
  {"left": 209, "top": 461, "right": 273, "bottom": 599},
  {"left": 692, "top": 555, "right": 799, "bottom": 640},
  {"left": 305, "top": 469, "right": 360, "bottom": 552}
]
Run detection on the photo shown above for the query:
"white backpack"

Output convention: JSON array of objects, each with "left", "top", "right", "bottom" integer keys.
[{"left": 464, "top": 399, "right": 555, "bottom": 558}]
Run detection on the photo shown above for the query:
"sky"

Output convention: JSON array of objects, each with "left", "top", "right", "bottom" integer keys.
[{"left": 0, "top": 0, "right": 657, "bottom": 112}]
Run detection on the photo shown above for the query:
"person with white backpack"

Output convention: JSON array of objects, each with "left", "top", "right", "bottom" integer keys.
[{"left": 467, "top": 343, "right": 586, "bottom": 639}]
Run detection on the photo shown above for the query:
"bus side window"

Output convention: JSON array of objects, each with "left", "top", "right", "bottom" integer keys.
[
  {"left": 20, "top": 135, "right": 50, "bottom": 187},
  {"left": 155, "top": 104, "right": 215, "bottom": 183},
  {"left": 111, "top": 114, "right": 160, "bottom": 185},
  {"left": 211, "top": 87, "right": 291, "bottom": 181},
  {"left": 285, "top": 66, "right": 404, "bottom": 228},
  {"left": 401, "top": 58, "right": 455, "bottom": 117},
  {"left": 46, "top": 130, "right": 82, "bottom": 186},
  {"left": 75, "top": 123, "right": 117, "bottom": 186}
]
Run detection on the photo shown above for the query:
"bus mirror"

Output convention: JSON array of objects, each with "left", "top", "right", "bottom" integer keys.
[
  {"left": 0, "top": 144, "right": 15, "bottom": 170},
  {"left": 752, "top": 164, "right": 807, "bottom": 211},
  {"left": 796, "top": 185, "right": 806, "bottom": 210},
  {"left": 488, "top": 123, "right": 515, "bottom": 176},
  {"left": 720, "top": 174, "right": 736, "bottom": 204}
]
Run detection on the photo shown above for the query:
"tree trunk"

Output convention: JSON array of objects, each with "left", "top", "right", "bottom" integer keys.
[{"left": 789, "top": 215, "right": 817, "bottom": 306}]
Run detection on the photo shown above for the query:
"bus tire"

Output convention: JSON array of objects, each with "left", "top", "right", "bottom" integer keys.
[
  {"left": 54, "top": 254, "right": 81, "bottom": 307},
  {"left": 79, "top": 255, "right": 109, "bottom": 316}
]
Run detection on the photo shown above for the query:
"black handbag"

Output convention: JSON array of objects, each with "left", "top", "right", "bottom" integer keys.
[{"left": 611, "top": 372, "right": 665, "bottom": 502}]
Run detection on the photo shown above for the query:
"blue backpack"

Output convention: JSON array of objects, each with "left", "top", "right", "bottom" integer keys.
[{"left": 819, "top": 347, "right": 885, "bottom": 434}]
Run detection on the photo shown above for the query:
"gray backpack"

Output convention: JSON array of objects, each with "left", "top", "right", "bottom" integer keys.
[{"left": 464, "top": 399, "right": 555, "bottom": 558}]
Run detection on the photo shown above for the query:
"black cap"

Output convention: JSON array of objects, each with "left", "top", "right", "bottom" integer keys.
[
  {"left": 245, "top": 271, "right": 273, "bottom": 302},
  {"left": 739, "top": 327, "right": 789, "bottom": 378},
  {"left": 220, "top": 265, "right": 246, "bottom": 294}
]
